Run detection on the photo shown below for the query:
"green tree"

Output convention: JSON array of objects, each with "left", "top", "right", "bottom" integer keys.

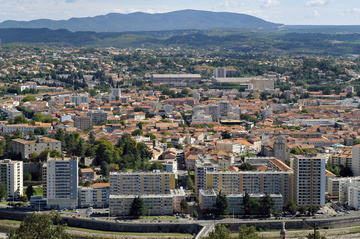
[
  {"left": 238, "top": 224, "right": 260, "bottom": 239},
  {"left": 214, "top": 191, "right": 229, "bottom": 216},
  {"left": 26, "top": 185, "right": 35, "bottom": 199},
  {"left": 75, "top": 138, "right": 85, "bottom": 157},
  {"left": 322, "top": 88, "right": 332, "bottom": 95},
  {"left": 8, "top": 211, "right": 70, "bottom": 239},
  {"left": 34, "top": 127, "right": 47, "bottom": 135},
  {"left": 149, "top": 161, "right": 163, "bottom": 171},
  {"left": 340, "top": 166, "right": 353, "bottom": 177},
  {"left": 55, "top": 128, "right": 65, "bottom": 147},
  {"left": 167, "top": 142, "right": 175, "bottom": 148},
  {"left": 37, "top": 149, "right": 61, "bottom": 162},
  {"left": 298, "top": 205, "right": 307, "bottom": 215},
  {"left": 186, "top": 176, "right": 195, "bottom": 191},
  {"left": 306, "top": 231, "right": 326, "bottom": 239},
  {"left": 221, "top": 130, "right": 232, "bottom": 139},
  {"left": 24, "top": 172, "right": 32, "bottom": 181},
  {"left": 249, "top": 199, "right": 261, "bottom": 215},
  {"left": 14, "top": 115, "right": 28, "bottom": 124},
  {"left": 29, "top": 131, "right": 36, "bottom": 140},
  {"left": 129, "top": 196, "right": 146, "bottom": 219},
  {"left": 238, "top": 163, "right": 257, "bottom": 171},
  {"left": 101, "top": 161, "right": 109, "bottom": 177},
  {"left": 242, "top": 191, "right": 251, "bottom": 215},
  {"left": 13, "top": 129, "right": 23, "bottom": 139},
  {"left": 131, "top": 129, "right": 143, "bottom": 136},
  {"left": 260, "top": 193, "right": 275, "bottom": 216},
  {"left": 145, "top": 132, "right": 156, "bottom": 140},
  {"left": 0, "top": 182, "right": 6, "bottom": 200},
  {"left": 308, "top": 205, "right": 319, "bottom": 215},
  {"left": 193, "top": 209, "right": 198, "bottom": 218},
  {"left": 180, "top": 199, "right": 189, "bottom": 213},
  {"left": 205, "top": 224, "right": 231, "bottom": 239},
  {"left": 89, "top": 131, "right": 96, "bottom": 145},
  {"left": 285, "top": 200, "right": 297, "bottom": 215}
]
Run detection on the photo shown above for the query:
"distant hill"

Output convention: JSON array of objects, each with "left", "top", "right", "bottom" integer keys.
[{"left": 0, "top": 10, "right": 281, "bottom": 32}]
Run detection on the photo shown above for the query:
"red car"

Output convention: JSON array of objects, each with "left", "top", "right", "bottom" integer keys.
[{"left": 72, "top": 216, "right": 77, "bottom": 218}]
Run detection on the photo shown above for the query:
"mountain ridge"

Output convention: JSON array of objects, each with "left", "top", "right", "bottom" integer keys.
[{"left": 0, "top": 10, "right": 282, "bottom": 32}]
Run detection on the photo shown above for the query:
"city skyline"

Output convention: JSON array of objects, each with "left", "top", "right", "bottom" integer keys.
[{"left": 0, "top": 0, "right": 359, "bottom": 26}]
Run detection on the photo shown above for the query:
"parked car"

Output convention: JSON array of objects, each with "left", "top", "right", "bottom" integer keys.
[
  {"left": 72, "top": 216, "right": 77, "bottom": 218},
  {"left": 91, "top": 217, "right": 97, "bottom": 220}
]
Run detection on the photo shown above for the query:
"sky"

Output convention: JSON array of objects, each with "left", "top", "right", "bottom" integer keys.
[{"left": 0, "top": 0, "right": 359, "bottom": 25}]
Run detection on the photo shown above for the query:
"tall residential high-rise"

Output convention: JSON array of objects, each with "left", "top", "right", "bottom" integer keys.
[
  {"left": 195, "top": 160, "right": 218, "bottom": 197},
  {"left": 291, "top": 155, "right": 326, "bottom": 206},
  {"left": 219, "top": 100, "right": 231, "bottom": 117},
  {"left": 44, "top": 156, "right": 78, "bottom": 209},
  {"left": 0, "top": 159, "right": 23, "bottom": 200},
  {"left": 352, "top": 145, "right": 360, "bottom": 176}
]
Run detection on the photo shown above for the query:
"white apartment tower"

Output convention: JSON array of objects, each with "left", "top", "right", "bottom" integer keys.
[
  {"left": 0, "top": 159, "right": 23, "bottom": 200},
  {"left": 45, "top": 156, "right": 78, "bottom": 209},
  {"left": 292, "top": 155, "right": 326, "bottom": 206}
]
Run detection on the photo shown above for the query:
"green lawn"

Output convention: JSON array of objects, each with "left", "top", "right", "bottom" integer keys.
[
  {"left": 0, "top": 201, "right": 10, "bottom": 205},
  {"left": 140, "top": 215, "right": 178, "bottom": 220},
  {"left": 23, "top": 187, "right": 43, "bottom": 196},
  {"left": 0, "top": 219, "right": 21, "bottom": 225},
  {"left": 0, "top": 219, "right": 192, "bottom": 237},
  {"left": 67, "top": 226, "right": 192, "bottom": 237}
]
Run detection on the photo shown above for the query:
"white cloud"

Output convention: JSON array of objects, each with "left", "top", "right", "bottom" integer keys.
[
  {"left": 212, "top": 1, "right": 243, "bottom": 11},
  {"left": 305, "top": 0, "right": 338, "bottom": 7},
  {"left": 305, "top": 9, "right": 321, "bottom": 18},
  {"left": 344, "top": 8, "right": 360, "bottom": 17},
  {"left": 260, "top": 0, "right": 280, "bottom": 9}
]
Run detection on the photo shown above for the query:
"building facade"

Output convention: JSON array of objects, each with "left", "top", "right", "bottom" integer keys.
[
  {"left": 80, "top": 183, "right": 110, "bottom": 208},
  {"left": 74, "top": 116, "right": 93, "bottom": 130},
  {"left": 0, "top": 159, "right": 23, "bottom": 200},
  {"left": 12, "top": 137, "right": 61, "bottom": 159},
  {"left": 44, "top": 156, "right": 79, "bottom": 209},
  {"left": 292, "top": 155, "right": 326, "bottom": 206},
  {"left": 86, "top": 110, "right": 108, "bottom": 125}
]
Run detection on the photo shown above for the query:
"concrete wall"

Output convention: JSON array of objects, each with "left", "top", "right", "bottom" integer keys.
[
  {"left": 23, "top": 163, "right": 43, "bottom": 181},
  {"left": 64, "top": 218, "right": 201, "bottom": 234},
  {"left": 3, "top": 209, "right": 360, "bottom": 236},
  {"left": 224, "top": 216, "right": 360, "bottom": 231},
  {"left": 0, "top": 210, "right": 201, "bottom": 235}
]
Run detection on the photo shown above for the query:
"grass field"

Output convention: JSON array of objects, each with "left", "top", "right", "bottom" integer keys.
[
  {"left": 0, "top": 219, "right": 192, "bottom": 238},
  {"left": 23, "top": 187, "right": 43, "bottom": 196},
  {"left": 66, "top": 226, "right": 192, "bottom": 237},
  {"left": 140, "top": 215, "right": 178, "bottom": 220}
]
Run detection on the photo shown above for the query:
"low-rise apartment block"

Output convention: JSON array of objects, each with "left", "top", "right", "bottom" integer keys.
[
  {"left": 12, "top": 137, "right": 61, "bottom": 159},
  {"left": 199, "top": 189, "right": 283, "bottom": 214},
  {"left": 80, "top": 183, "right": 110, "bottom": 208},
  {"left": 110, "top": 189, "right": 185, "bottom": 216}
]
